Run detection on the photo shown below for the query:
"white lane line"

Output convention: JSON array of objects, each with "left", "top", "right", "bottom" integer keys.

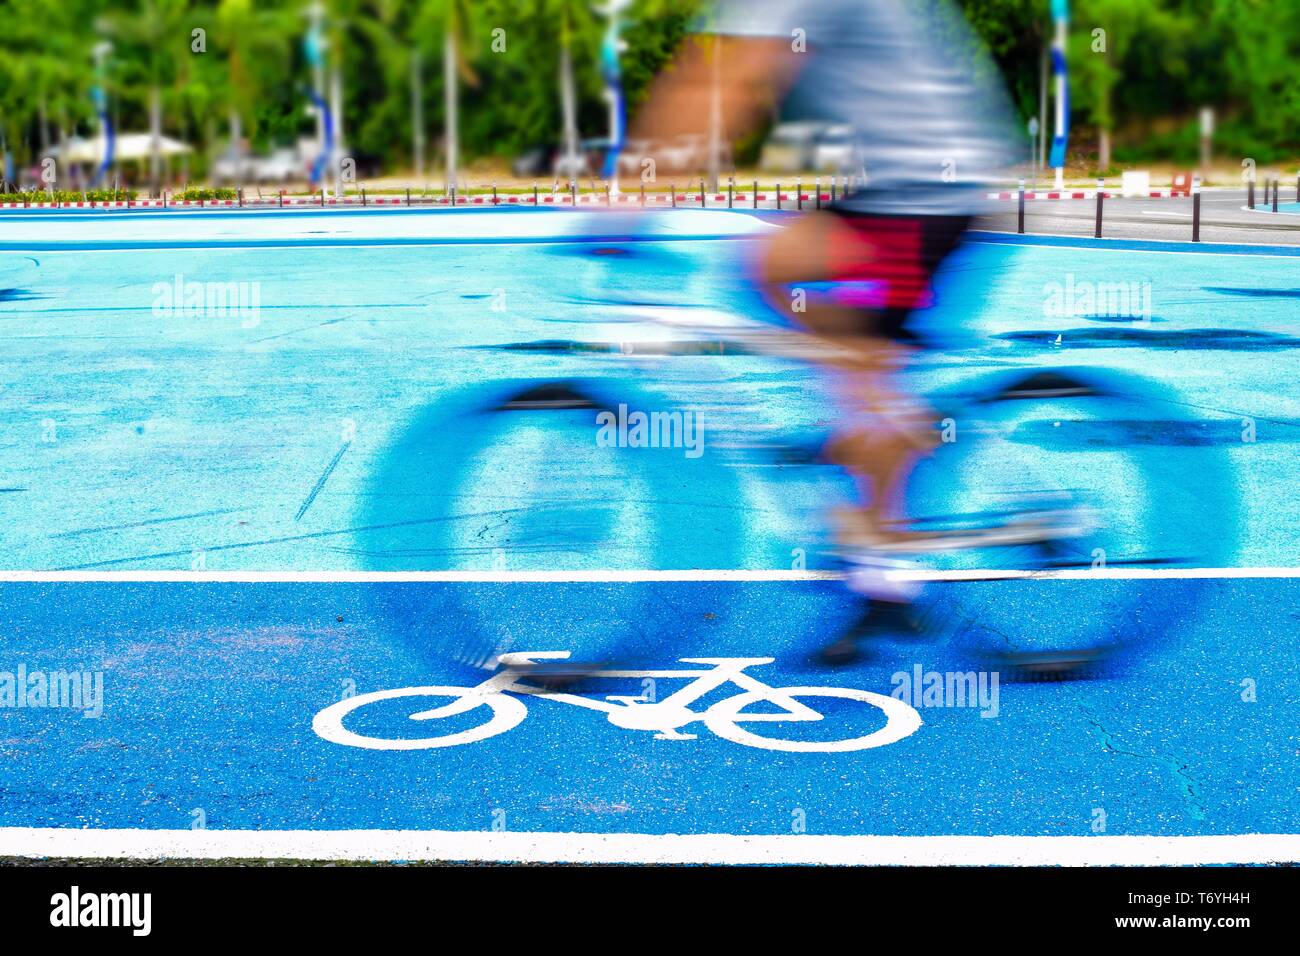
[
  {"left": 1, "top": 828, "right": 1296, "bottom": 865},
  {"left": 0, "top": 568, "right": 1296, "bottom": 583},
  {"left": 968, "top": 233, "right": 1300, "bottom": 257},
  {"left": 2, "top": 568, "right": 1297, "bottom": 582}
]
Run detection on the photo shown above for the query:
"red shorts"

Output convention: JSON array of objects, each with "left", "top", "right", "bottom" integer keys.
[{"left": 827, "top": 213, "right": 970, "bottom": 315}]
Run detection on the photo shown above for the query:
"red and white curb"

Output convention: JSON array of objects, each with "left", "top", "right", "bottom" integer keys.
[
  {"left": 1, "top": 192, "right": 834, "bottom": 211},
  {"left": 986, "top": 190, "right": 1192, "bottom": 201}
]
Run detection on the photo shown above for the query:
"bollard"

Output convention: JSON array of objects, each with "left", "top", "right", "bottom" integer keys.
[
  {"left": 815, "top": 178, "right": 822, "bottom": 210},
  {"left": 277, "top": 190, "right": 282, "bottom": 209},
  {"left": 320, "top": 188, "right": 325, "bottom": 207},
  {"left": 753, "top": 180, "right": 758, "bottom": 210},
  {"left": 361, "top": 187, "right": 367, "bottom": 207},
  {"left": 728, "top": 177, "right": 734, "bottom": 209},
  {"left": 534, "top": 182, "right": 539, "bottom": 205},
  {"left": 570, "top": 180, "right": 577, "bottom": 206},
  {"left": 1018, "top": 179, "right": 1026, "bottom": 234},
  {"left": 671, "top": 183, "right": 676, "bottom": 208},
  {"left": 1272, "top": 177, "right": 1279, "bottom": 212},
  {"left": 699, "top": 181, "right": 706, "bottom": 207},
  {"left": 776, "top": 182, "right": 782, "bottom": 211},
  {"left": 797, "top": 178, "right": 803, "bottom": 211},
  {"left": 831, "top": 177, "right": 837, "bottom": 203},
  {"left": 1094, "top": 178, "right": 1105, "bottom": 238},
  {"left": 1192, "top": 176, "right": 1201, "bottom": 242},
  {"left": 1247, "top": 178, "right": 1254, "bottom": 208},
  {"left": 492, "top": 183, "right": 498, "bottom": 206},
  {"left": 238, "top": 188, "right": 243, "bottom": 208},
  {"left": 406, "top": 187, "right": 411, "bottom": 207}
]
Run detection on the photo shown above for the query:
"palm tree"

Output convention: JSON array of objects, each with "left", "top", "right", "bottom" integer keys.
[
  {"left": 212, "top": 0, "right": 296, "bottom": 179},
  {"left": 413, "top": 0, "right": 478, "bottom": 193},
  {"left": 546, "top": 0, "right": 601, "bottom": 181},
  {"left": 0, "top": 0, "right": 92, "bottom": 175},
  {"left": 558, "top": 2, "right": 581, "bottom": 178}
]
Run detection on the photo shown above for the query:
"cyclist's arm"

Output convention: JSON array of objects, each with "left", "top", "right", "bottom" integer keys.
[{"left": 629, "top": 35, "right": 802, "bottom": 150}]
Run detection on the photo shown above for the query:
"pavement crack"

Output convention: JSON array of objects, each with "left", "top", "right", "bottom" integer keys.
[
  {"left": 1079, "top": 704, "right": 1207, "bottom": 822},
  {"left": 295, "top": 442, "right": 351, "bottom": 522}
]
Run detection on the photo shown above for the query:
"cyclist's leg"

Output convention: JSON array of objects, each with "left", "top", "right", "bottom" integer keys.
[
  {"left": 824, "top": 336, "right": 938, "bottom": 544},
  {"left": 757, "top": 210, "right": 940, "bottom": 546},
  {"left": 758, "top": 210, "right": 967, "bottom": 665}
]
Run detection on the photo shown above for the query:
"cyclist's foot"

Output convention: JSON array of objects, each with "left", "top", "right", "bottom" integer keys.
[
  {"left": 819, "top": 636, "right": 861, "bottom": 666},
  {"left": 991, "top": 647, "right": 1110, "bottom": 681},
  {"left": 835, "top": 507, "right": 1092, "bottom": 555},
  {"left": 816, "top": 599, "right": 921, "bottom": 666},
  {"left": 508, "top": 660, "right": 605, "bottom": 691}
]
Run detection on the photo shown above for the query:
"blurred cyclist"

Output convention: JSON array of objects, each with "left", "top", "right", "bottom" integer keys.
[{"left": 632, "top": 0, "right": 1018, "bottom": 663}]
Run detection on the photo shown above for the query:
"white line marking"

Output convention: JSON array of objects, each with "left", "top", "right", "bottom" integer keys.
[
  {"left": 0, "top": 568, "right": 1294, "bottom": 583},
  {"left": 1, "top": 828, "right": 1295, "bottom": 865},
  {"left": 968, "top": 232, "right": 1300, "bottom": 257}
]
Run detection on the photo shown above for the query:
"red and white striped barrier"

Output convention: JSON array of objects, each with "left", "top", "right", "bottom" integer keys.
[
  {"left": 0, "top": 190, "right": 837, "bottom": 211},
  {"left": 986, "top": 189, "right": 1189, "bottom": 201}
]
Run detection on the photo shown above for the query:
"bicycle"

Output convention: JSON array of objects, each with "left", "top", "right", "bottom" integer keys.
[
  {"left": 352, "top": 297, "right": 1241, "bottom": 679},
  {"left": 313, "top": 650, "right": 922, "bottom": 753}
]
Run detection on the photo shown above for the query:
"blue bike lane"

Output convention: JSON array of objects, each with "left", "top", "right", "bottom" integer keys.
[
  {"left": 2, "top": 220, "right": 1298, "bottom": 861},
  {"left": 1, "top": 577, "right": 1295, "bottom": 855}
]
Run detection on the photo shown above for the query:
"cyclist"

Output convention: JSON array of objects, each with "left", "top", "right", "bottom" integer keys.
[{"left": 632, "top": 0, "right": 1019, "bottom": 663}]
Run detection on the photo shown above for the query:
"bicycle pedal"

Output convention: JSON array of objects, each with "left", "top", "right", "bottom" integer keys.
[{"left": 990, "top": 648, "right": 1108, "bottom": 682}]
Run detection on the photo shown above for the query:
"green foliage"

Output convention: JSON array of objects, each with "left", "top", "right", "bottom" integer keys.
[
  {"left": 174, "top": 186, "right": 237, "bottom": 200},
  {"left": 0, "top": 0, "right": 1292, "bottom": 177},
  {"left": 0, "top": 189, "right": 140, "bottom": 203},
  {"left": 959, "top": 0, "right": 1298, "bottom": 161}
]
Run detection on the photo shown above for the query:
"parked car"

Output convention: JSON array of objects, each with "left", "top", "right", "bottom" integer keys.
[
  {"left": 759, "top": 122, "right": 825, "bottom": 173},
  {"left": 511, "top": 139, "right": 613, "bottom": 181},
  {"left": 617, "top": 138, "right": 652, "bottom": 176},
  {"left": 619, "top": 136, "right": 731, "bottom": 179},
  {"left": 556, "top": 138, "right": 615, "bottom": 179},
  {"left": 812, "top": 124, "right": 858, "bottom": 173},
  {"left": 656, "top": 134, "right": 706, "bottom": 172},
  {"left": 211, "top": 150, "right": 256, "bottom": 184},
  {"left": 511, "top": 145, "right": 553, "bottom": 179},
  {"left": 212, "top": 147, "right": 306, "bottom": 184},
  {"left": 251, "top": 148, "right": 304, "bottom": 183}
]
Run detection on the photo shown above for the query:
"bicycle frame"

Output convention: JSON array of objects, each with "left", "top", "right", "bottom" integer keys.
[
  {"left": 313, "top": 649, "right": 925, "bottom": 752},
  {"left": 411, "top": 651, "right": 826, "bottom": 740}
]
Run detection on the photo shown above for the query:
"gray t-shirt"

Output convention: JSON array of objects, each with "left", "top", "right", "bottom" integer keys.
[{"left": 706, "top": 0, "right": 1018, "bottom": 215}]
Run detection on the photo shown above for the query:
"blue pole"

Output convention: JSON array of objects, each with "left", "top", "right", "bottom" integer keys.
[
  {"left": 303, "top": 16, "right": 333, "bottom": 189},
  {"left": 307, "top": 89, "right": 334, "bottom": 187},
  {"left": 596, "top": 1, "right": 631, "bottom": 182},
  {"left": 1048, "top": 0, "right": 1069, "bottom": 187},
  {"left": 89, "top": 52, "right": 115, "bottom": 189}
]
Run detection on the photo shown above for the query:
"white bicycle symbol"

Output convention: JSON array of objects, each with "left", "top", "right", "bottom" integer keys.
[{"left": 313, "top": 651, "right": 922, "bottom": 753}]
